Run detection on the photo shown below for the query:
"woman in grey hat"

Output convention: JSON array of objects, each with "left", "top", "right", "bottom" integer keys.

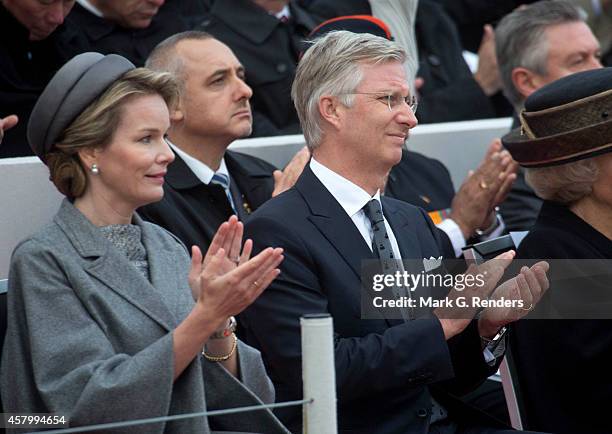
[
  {"left": 502, "top": 67, "right": 612, "bottom": 434},
  {"left": 0, "top": 53, "right": 289, "bottom": 434}
]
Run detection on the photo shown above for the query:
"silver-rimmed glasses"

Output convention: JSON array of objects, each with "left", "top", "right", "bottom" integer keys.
[{"left": 343, "top": 92, "right": 418, "bottom": 113}]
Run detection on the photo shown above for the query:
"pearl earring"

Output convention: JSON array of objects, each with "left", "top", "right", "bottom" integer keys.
[{"left": 91, "top": 164, "right": 99, "bottom": 174}]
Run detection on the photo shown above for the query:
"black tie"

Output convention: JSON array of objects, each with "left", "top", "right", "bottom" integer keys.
[
  {"left": 362, "top": 199, "right": 413, "bottom": 320},
  {"left": 362, "top": 201, "right": 447, "bottom": 418},
  {"left": 362, "top": 199, "right": 399, "bottom": 268}
]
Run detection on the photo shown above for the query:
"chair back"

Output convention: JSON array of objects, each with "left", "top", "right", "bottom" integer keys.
[
  {"left": 499, "top": 351, "right": 527, "bottom": 429},
  {"left": 0, "top": 279, "right": 7, "bottom": 418}
]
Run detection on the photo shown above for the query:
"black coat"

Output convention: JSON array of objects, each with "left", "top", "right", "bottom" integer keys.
[
  {"left": 241, "top": 166, "right": 501, "bottom": 433},
  {"left": 432, "top": 0, "right": 539, "bottom": 53},
  {"left": 0, "top": 5, "right": 86, "bottom": 157},
  {"left": 498, "top": 168, "right": 542, "bottom": 232},
  {"left": 386, "top": 149, "right": 455, "bottom": 213},
  {"left": 301, "top": 0, "right": 512, "bottom": 123},
  {"left": 499, "top": 116, "right": 543, "bottom": 232},
  {"left": 65, "top": 0, "right": 207, "bottom": 66},
  {"left": 386, "top": 149, "right": 456, "bottom": 257},
  {"left": 512, "top": 200, "right": 612, "bottom": 433},
  {"left": 138, "top": 150, "right": 275, "bottom": 253},
  {"left": 415, "top": 0, "right": 512, "bottom": 123},
  {"left": 297, "top": 0, "right": 370, "bottom": 17},
  {"left": 199, "top": 0, "right": 323, "bottom": 137}
]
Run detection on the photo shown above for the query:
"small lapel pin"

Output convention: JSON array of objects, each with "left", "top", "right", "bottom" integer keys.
[{"left": 242, "top": 196, "right": 252, "bottom": 215}]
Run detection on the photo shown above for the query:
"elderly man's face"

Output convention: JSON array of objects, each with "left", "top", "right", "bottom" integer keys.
[
  {"left": 3, "top": 0, "right": 75, "bottom": 40},
  {"left": 535, "top": 21, "right": 602, "bottom": 89},
  {"left": 337, "top": 61, "right": 418, "bottom": 173},
  {"left": 93, "top": 0, "right": 165, "bottom": 29},
  {"left": 173, "top": 38, "right": 253, "bottom": 145}
]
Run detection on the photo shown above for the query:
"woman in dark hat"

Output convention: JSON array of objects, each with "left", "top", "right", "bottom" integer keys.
[
  {"left": 502, "top": 67, "right": 612, "bottom": 434},
  {"left": 0, "top": 53, "right": 289, "bottom": 434}
]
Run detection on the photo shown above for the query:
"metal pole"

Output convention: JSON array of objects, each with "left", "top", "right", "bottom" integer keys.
[{"left": 301, "top": 314, "right": 337, "bottom": 434}]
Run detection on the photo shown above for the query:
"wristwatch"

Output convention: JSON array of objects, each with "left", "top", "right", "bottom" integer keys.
[
  {"left": 475, "top": 208, "right": 502, "bottom": 238},
  {"left": 481, "top": 325, "right": 508, "bottom": 353},
  {"left": 210, "top": 316, "right": 237, "bottom": 339}
]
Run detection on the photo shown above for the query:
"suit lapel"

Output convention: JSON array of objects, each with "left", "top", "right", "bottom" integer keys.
[
  {"left": 165, "top": 152, "right": 202, "bottom": 190},
  {"left": 296, "top": 166, "right": 376, "bottom": 280},
  {"left": 226, "top": 151, "right": 274, "bottom": 215},
  {"left": 297, "top": 169, "right": 416, "bottom": 327},
  {"left": 380, "top": 198, "right": 426, "bottom": 325},
  {"left": 211, "top": 0, "right": 279, "bottom": 45},
  {"left": 381, "top": 197, "right": 422, "bottom": 261},
  {"left": 290, "top": 1, "right": 321, "bottom": 31},
  {"left": 55, "top": 200, "right": 177, "bottom": 332}
]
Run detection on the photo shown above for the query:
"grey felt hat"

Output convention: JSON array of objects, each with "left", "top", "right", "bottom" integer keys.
[{"left": 27, "top": 52, "right": 135, "bottom": 163}]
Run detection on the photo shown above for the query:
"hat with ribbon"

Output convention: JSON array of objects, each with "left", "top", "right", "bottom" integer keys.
[{"left": 502, "top": 67, "right": 612, "bottom": 167}]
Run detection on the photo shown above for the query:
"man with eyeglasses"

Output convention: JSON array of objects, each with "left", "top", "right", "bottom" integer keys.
[
  {"left": 240, "top": 30, "right": 548, "bottom": 434},
  {"left": 344, "top": 92, "right": 419, "bottom": 112},
  {"left": 305, "top": 16, "right": 517, "bottom": 261}
]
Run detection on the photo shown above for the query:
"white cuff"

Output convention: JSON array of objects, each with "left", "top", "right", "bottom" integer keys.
[
  {"left": 437, "top": 218, "right": 466, "bottom": 258},
  {"left": 483, "top": 334, "right": 507, "bottom": 365},
  {"left": 483, "top": 347, "right": 496, "bottom": 364}
]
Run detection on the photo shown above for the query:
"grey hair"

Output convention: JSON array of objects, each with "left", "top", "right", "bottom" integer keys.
[
  {"left": 525, "top": 158, "right": 599, "bottom": 204},
  {"left": 496, "top": 0, "right": 586, "bottom": 110},
  {"left": 292, "top": 30, "right": 407, "bottom": 150},
  {"left": 145, "top": 30, "right": 214, "bottom": 94}
]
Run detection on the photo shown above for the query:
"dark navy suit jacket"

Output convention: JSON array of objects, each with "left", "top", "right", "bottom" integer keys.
[
  {"left": 241, "top": 166, "right": 495, "bottom": 434},
  {"left": 138, "top": 150, "right": 275, "bottom": 254}
]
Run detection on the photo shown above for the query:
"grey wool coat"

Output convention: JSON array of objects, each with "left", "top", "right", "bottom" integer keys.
[{"left": 1, "top": 199, "right": 290, "bottom": 434}]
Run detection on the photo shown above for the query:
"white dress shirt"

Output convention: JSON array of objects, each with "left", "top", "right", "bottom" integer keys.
[
  {"left": 168, "top": 141, "right": 231, "bottom": 186},
  {"left": 274, "top": 5, "right": 291, "bottom": 21},
  {"left": 310, "top": 158, "right": 498, "bottom": 363},
  {"left": 310, "top": 158, "right": 403, "bottom": 260},
  {"left": 439, "top": 213, "right": 505, "bottom": 258}
]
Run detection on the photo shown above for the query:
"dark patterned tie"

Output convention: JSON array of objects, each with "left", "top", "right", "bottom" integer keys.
[
  {"left": 362, "top": 199, "right": 399, "bottom": 270},
  {"left": 362, "top": 200, "right": 446, "bottom": 418},
  {"left": 362, "top": 199, "right": 412, "bottom": 320},
  {"left": 211, "top": 172, "right": 237, "bottom": 214}
]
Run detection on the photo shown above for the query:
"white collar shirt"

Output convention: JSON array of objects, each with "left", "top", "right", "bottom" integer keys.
[
  {"left": 274, "top": 5, "right": 291, "bottom": 21},
  {"left": 310, "top": 158, "right": 498, "bottom": 363},
  {"left": 309, "top": 157, "right": 403, "bottom": 261},
  {"left": 168, "top": 141, "right": 231, "bottom": 187}
]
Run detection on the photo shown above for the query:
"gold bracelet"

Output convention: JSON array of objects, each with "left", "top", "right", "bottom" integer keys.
[{"left": 202, "top": 332, "right": 237, "bottom": 362}]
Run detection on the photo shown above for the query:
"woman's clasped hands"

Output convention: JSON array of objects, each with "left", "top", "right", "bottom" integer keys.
[{"left": 188, "top": 215, "right": 284, "bottom": 331}]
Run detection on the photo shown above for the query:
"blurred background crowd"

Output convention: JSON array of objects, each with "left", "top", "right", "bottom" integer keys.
[{"left": 2, "top": 0, "right": 611, "bottom": 158}]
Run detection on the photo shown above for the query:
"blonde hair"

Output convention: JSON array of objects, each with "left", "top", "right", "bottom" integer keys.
[
  {"left": 46, "top": 68, "right": 179, "bottom": 199},
  {"left": 525, "top": 158, "right": 599, "bottom": 204},
  {"left": 292, "top": 31, "right": 406, "bottom": 150}
]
